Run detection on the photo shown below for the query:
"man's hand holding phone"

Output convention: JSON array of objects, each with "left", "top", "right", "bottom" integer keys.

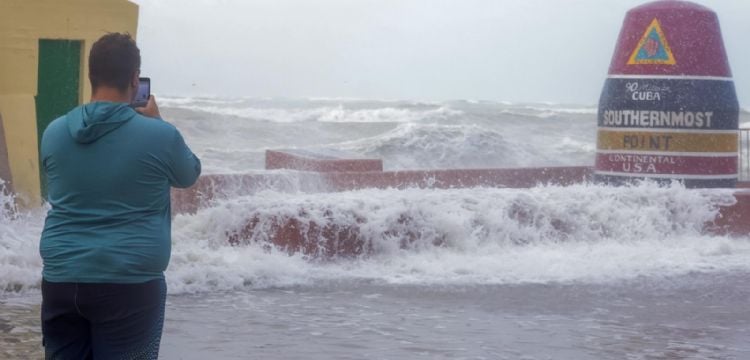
[
  {"left": 132, "top": 77, "right": 161, "bottom": 119},
  {"left": 135, "top": 95, "right": 162, "bottom": 119}
]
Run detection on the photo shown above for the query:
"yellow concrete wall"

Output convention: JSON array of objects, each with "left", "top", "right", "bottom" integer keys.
[{"left": 0, "top": 0, "right": 138, "bottom": 206}]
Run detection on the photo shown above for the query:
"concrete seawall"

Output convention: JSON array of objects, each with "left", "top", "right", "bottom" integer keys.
[{"left": 171, "top": 149, "right": 750, "bottom": 257}]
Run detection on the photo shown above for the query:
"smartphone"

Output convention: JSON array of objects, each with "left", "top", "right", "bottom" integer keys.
[{"left": 131, "top": 77, "right": 150, "bottom": 108}]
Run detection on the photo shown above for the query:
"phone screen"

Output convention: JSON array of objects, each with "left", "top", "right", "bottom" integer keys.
[{"left": 132, "top": 77, "right": 150, "bottom": 107}]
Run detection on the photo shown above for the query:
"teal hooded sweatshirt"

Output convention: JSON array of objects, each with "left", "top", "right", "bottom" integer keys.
[{"left": 40, "top": 102, "right": 201, "bottom": 283}]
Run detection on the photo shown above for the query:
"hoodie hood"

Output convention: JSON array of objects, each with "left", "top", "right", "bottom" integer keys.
[{"left": 67, "top": 102, "right": 138, "bottom": 144}]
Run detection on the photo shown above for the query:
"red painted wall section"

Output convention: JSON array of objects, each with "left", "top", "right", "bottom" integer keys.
[
  {"left": 266, "top": 149, "right": 383, "bottom": 172},
  {"left": 322, "top": 167, "right": 592, "bottom": 191},
  {"left": 171, "top": 170, "right": 750, "bottom": 258},
  {"left": 609, "top": 0, "right": 731, "bottom": 76},
  {"left": 224, "top": 190, "right": 750, "bottom": 258},
  {"left": 168, "top": 146, "right": 750, "bottom": 258},
  {"left": 709, "top": 191, "right": 750, "bottom": 235},
  {"left": 171, "top": 167, "right": 594, "bottom": 216}
]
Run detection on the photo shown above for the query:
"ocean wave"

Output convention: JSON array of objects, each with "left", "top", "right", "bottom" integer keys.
[
  {"left": 165, "top": 103, "right": 462, "bottom": 124},
  {"left": 2, "top": 182, "right": 748, "bottom": 296},
  {"left": 334, "top": 123, "right": 527, "bottom": 169},
  {"left": 163, "top": 183, "right": 749, "bottom": 293},
  {"left": 159, "top": 96, "right": 246, "bottom": 107},
  {"left": 522, "top": 105, "right": 597, "bottom": 114},
  {"left": 215, "top": 183, "right": 734, "bottom": 251},
  {"left": 331, "top": 123, "right": 592, "bottom": 169},
  {"left": 317, "top": 106, "right": 460, "bottom": 123},
  {"left": 304, "top": 97, "right": 442, "bottom": 106},
  {"left": 161, "top": 96, "right": 598, "bottom": 125},
  {"left": 498, "top": 106, "right": 597, "bottom": 119},
  {"left": 0, "top": 180, "right": 44, "bottom": 294}
]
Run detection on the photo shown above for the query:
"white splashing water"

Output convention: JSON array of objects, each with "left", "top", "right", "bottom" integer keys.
[
  {"left": 163, "top": 182, "right": 750, "bottom": 294},
  {"left": 164, "top": 102, "right": 459, "bottom": 124},
  {"left": 335, "top": 123, "right": 545, "bottom": 169},
  {"left": 0, "top": 180, "right": 44, "bottom": 293}
]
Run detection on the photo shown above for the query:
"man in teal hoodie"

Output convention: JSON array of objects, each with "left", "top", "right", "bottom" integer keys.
[{"left": 39, "top": 33, "right": 201, "bottom": 359}]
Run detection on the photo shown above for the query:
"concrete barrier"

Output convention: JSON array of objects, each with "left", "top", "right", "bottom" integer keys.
[
  {"left": 220, "top": 185, "right": 750, "bottom": 257},
  {"left": 266, "top": 149, "right": 383, "bottom": 172},
  {"left": 171, "top": 148, "right": 750, "bottom": 257},
  {"left": 171, "top": 166, "right": 594, "bottom": 215}
]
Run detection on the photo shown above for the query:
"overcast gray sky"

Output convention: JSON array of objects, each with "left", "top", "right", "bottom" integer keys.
[{"left": 131, "top": 0, "right": 750, "bottom": 106}]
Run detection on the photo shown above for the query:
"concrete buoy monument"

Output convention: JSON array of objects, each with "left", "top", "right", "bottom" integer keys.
[{"left": 595, "top": 0, "right": 740, "bottom": 188}]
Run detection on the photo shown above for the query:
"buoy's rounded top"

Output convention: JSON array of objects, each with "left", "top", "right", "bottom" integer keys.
[
  {"left": 629, "top": 0, "right": 713, "bottom": 14},
  {"left": 608, "top": 0, "right": 730, "bottom": 77}
]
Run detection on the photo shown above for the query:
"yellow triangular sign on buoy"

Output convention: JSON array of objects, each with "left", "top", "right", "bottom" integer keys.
[{"left": 627, "top": 18, "right": 676, "bottom": 65}]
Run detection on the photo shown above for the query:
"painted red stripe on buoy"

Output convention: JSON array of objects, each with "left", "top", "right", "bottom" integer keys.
[{"left": 595, "top": 153, "right": 737, "bottom": 177}]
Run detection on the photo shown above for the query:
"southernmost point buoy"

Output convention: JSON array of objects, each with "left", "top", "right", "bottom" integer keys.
[{"left": 595, "top": 0, "right": 740, "bottom": 188}]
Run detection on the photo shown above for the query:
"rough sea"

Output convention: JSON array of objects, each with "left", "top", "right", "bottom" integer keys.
[{"left": 2, "top": 98, "right": 750, "bottom": 359}]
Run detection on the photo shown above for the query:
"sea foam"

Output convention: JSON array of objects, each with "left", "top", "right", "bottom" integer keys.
[{"left": 163, "top": 182, "right": 750, "bottom": 294}]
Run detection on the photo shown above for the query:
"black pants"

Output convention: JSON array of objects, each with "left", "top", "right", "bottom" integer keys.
[{"left": 41, "top": 279, "right": 166, "bottom": 360}]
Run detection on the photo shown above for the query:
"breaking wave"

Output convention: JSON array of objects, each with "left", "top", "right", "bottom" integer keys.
[
  {"left": 164, "top": 102, "right": 461, "bottom": 124},
  {"left": 334, "top": 123, "right": 591, "bottom": 169},
  {"left": 164, "top": 182, "right": 750, "bottom": 294},
  {"left": 0, "top": 180, "right": 43, "bottom": 294}
]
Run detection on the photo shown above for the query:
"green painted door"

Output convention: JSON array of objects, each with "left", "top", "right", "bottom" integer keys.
[{"left": 36, "top": 39, "right": 82, "bottom": 199}]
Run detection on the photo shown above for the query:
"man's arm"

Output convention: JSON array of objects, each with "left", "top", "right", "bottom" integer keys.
[
  {"left": 166, "top": 130, "right": 201, "bottom": 188},
  {"left": 137, "top": 96, "right": 201, "bottom": 188}
]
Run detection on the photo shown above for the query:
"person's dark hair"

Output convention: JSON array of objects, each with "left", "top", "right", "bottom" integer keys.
[{"left": 89, "top": 33, "right": 141, "bottom": 92}]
